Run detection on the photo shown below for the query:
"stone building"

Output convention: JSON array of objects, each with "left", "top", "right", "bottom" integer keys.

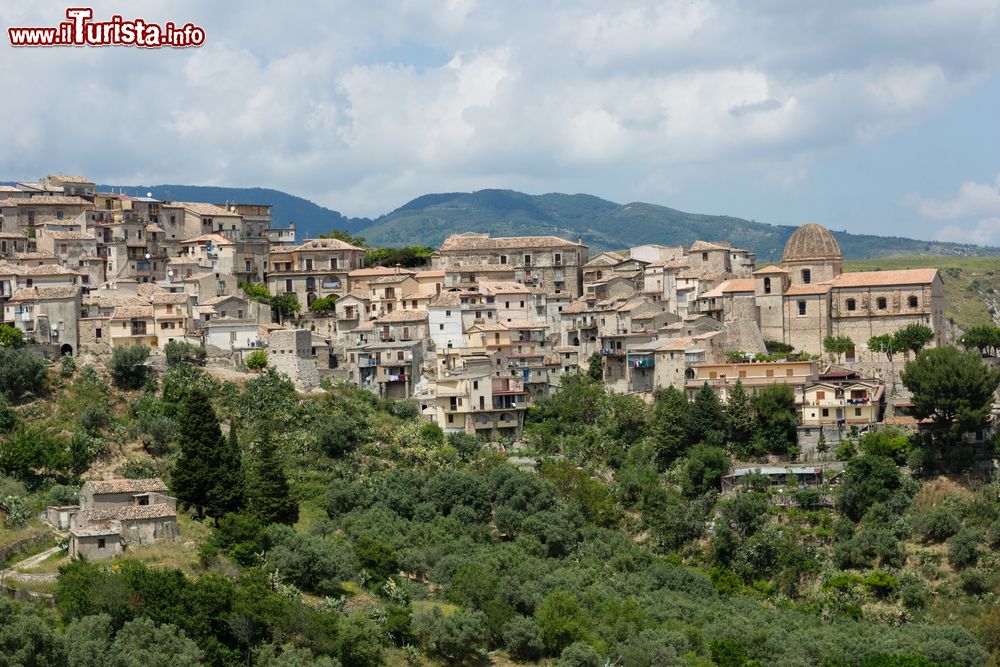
[
  {"left": 267, "top": 328, "right": 321, "bottom": 392},
  {"left": 267, "top": 238, "right": 367, "bottom": 309},
  {"left": 435, "top": 233, "right": 589, "bottom": 299}
]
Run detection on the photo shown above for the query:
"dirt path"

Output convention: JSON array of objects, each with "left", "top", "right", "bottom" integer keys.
[{"left": 0, "top": 545, "right": 62, "bottom": 583}]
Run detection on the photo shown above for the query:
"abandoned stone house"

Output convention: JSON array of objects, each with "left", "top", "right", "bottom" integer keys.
[{"left": 57, "top": 478, "right": 179, "bottom": 561}]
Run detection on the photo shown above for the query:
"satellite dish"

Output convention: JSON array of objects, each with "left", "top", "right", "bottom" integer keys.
[
  {"left": 144, "top": 253, "right": 150, "bottom": 259},
  {"left": 146, "top": 192, "right": 152, "bottom": 198},
  {"left": 167, "top": 270, "right": 174, "bottom": 277}
]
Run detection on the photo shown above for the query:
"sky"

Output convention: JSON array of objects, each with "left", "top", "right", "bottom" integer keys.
[{"left": 1, "top": 1, "right": 1000, "bottom": 244}]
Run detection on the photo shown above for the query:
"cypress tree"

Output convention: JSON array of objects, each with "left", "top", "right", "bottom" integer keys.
[
  {"left": 206, "top": 421, "right": 246, "bottom": 519},
  {"left": 249, "top": 433, "right": 299, "bottom": 526},
  {"left": 725, "top": 379, "right": 755, "bottom": 456},
  {"left": 687, "top": 382, "right": 725, "bottom": 447},
  {"left": 650, "top": 386, "right": 690, "bottom": 469},
  {"left": 173, "top": 386, "right": 244, "bottom": 519}
]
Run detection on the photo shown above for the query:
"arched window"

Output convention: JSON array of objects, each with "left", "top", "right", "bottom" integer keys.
[
  {"left": 763, "top": 277, "right": 771, "bottom": 294},
  {"left": 802, "top": 269, "right": 812, "bottom": 284},
  {"left": 908, "top": 295, "right": 918, "bottom": 308},
  {"left": 846, "top": 298, "right": 856, "bottom": 311},
  {"left": 877, "top": 297, "right": 887, "bottom": 310}
]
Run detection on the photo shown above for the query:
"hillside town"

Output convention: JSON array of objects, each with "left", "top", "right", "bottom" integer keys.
[{"left": 0, "top": 174, "right": 964, "bottom": 459}]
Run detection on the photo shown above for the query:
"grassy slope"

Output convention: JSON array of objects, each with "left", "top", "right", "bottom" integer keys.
[{"left": 845, "top": 256, "right": 1000, "bottom": 330}]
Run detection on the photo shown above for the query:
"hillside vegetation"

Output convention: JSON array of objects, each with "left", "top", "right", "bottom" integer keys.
[
  {"left": 845, "top": 256, "right": 1000, "bottom": 330},
  {"left": 74, "top": 182, "right": 1000, "bottom": 259},
  {"left": 1, "top": 350, "right": 999, "bottom": 666}
]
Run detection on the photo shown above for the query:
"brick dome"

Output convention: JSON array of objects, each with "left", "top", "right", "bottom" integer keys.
[{"left": 782, "top": 223, "right": 842, "bottom": 263}]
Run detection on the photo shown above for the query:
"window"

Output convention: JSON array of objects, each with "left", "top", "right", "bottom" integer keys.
[
  {"left": 709, "top": 371, "right": 717, "bottom": 379},
  {"left": 738, "top": 370, "right": 746, "bottom": 378},
  {"left": 97, "top": 538, "right": 106, "bottom": 549},
  {"left": 524, "top": 254, "right": 531, "bottom": 266},
  {"left": 305, "top": 259, "right": 313, "bottom": 270},
  {"left": 285, "top": 279, "right": 293, "bottom": 292},
  {"left": 797, "top": 300, "right": 806, "bottom": 316},
  {"left": 766, "top": 369, "right": 774, "bottom": 377},
  {"left": 95, "top": 328, "right": 102, "bottom": 339},
  {"left": 855, "top": 408, "right": 862, "bottom": 416},
  {"left": 499, "top": 255, "right": 507, "bottom": 264},
  {"left": 473, "top": 380, "right": 479, "bottom": 389},
  {"left": 877, "top": 297, "right": 887, "bottom": 310},
  {"left": 330, "top": 258, "right": 338, "bottom": 269},
  {"left": 702, "top": 252, "right": 708, "bottom": 261},
  {"left": 448, "top": 414, "right": 454, "bottom": 424},
  {"left": 763, "top": 277, "right": 771, "bottom": 294},
  {"left": 846, "top": 298, "right": 856, "bottom": 311},
  {"left": 554, "top": 253, "right": 562, "bottom": 265},
  {"left": 908, "top": 295, "right": 918, "bottom": 308},
  {"left": 822, "top": 408, "right": 829, "bottom": 417},
  {"left": 816, "top": 390, "right": 825, "bottom": 399},
  {"left": 786, "top": 369, "right": 793, "bottom": 377},
  {"left": 802, "top": 269, "right": 811, "bottom": 284}
]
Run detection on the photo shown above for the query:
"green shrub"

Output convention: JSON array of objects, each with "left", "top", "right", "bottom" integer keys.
[
  {"left": 916, "top": 507, "right": 961, "bottom": 543},
  {"left": 863, "top": 571, "right": 899, "bottom": 598},
  {"left": 109, "top": 344, "right": 150, "bottom": 390},
  {"left": 959, "top": 569, "right": 989, "bottom": 595},
  {"left": 246, "top": 349, "right": 268, "bottom": 371},
  {"left": 947, "top": 528, "right": 981, "bottom": 569},
  {"left": 557, "top": 641, "right": 601, "bottom": 667},
  {"left": 164, "top": 340, "right": 206, "bottom": 367}
]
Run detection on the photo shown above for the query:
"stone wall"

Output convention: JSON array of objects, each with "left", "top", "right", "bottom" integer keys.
[{"left": 267, "top": 328, "right": 320, "bottom": 392}]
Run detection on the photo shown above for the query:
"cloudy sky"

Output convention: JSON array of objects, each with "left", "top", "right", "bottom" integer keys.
[{"left": 2, "top": 1, "right": 1000, "bottom": 243}]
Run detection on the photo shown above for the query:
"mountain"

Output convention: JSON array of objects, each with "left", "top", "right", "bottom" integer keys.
[
  {"left": 10, "top": 181, "right": 994, "bottom": 260},
  {"left": 356, "top": 189, "right": 999, "bottom": 261},
  {"left": 93, "top": 184, "right": 371, "bottom": 236}
]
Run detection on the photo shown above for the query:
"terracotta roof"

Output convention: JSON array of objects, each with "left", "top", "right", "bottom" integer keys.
[
  {"left": 279, "top": 238, "right": 365, "bottom": 253},
  {"left": 150, "top": 293, "right": 190, "bottom": 305},
  {"left": 753, "top": 265, "right": 789, "bottom": 275},
  {"left": 181, "top": 233, "right": 233, "bottom": 246},
  {"left": 0, "top": 196, "right": 90, "bottom": 207},
  {"left": 479, "top": 280, "right": 531, "bottom": 294},
  {"left": 375, "top": 309, "right": 428, "bottom": 323},
  {"left": 721, "top": 279, "right": 756, "bottom": 293},
  {"left": 371, "top": 274, "right": 415, "bottom": 284},
  {"left": 338, "top": 291, "right": 370, "bottom": 302},
  {"left": 11, "top": 252, "right": 57, "bottom": 261},
  {"left": 440, "top": 232, "right": 584, "bottom": 251},
  {"left": 782, "top": 224, "right": 842, "bottom": 262},
  {"left": 554, "top": 345, "right": 579, "bottom": 353},
  {"left": 560, "top": 300, "right": 591, "bottom": 314},
  {"left": 136, "top": 283, "right": 168, "bottom": 298},
  {"left": 111, "top": 305, "right": 154, "bottom": 319},
  {"left": 348, "top": 267, "right": 409, "bottom": 277},
  {"left": 582, "top": 252, "right": 625, "bottom": 269},
  {"left": 9, "top": 285, "right": 80, "bottom": 301},
  {"left": 466, "top": 322, "right": 509, "bottom": 332},
  {"left": 180, "top": 202, "right": 239, "bottom": 217},
  {"left": 43, "top": 231, "right": 96, "bottom": 241},
  {"left": 414, "top": 270, "right": 444, "bottom": 279},
  {"left": 200, "top": 294, "right": 246, "bottom": 306},
  {"left": 21, "top": 263, "right": 79, "bottom": 276},
  {"left": 831, "top": 268, "right": 938, "bottom": 288},
  {"left": 689, "top": 240, "right": 731, "bottom": 252},
  {"left": 48, "top": 174, "right": 93, "bottom": 184},
  {"left": 785, "top": 283, "right": 833, "bottom": 296},
  {"left": 85, "top": 478, "right": 167, "bottom": 494},
  {"left": 429, "top": 292, "right": 464, "bottom": 307},
  {"left": 82, "top": 503, "right": 176, "bottom": 522},
  {"left": 506, "top": 320, "right": 548, "bottom": 329},
  {"left": 84, "top": 293, "right": 147, "bottom": 308}
]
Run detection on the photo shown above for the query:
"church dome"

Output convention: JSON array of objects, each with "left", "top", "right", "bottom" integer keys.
[{"left": 782, "top": 223, "right": 842, "bottom": 263}]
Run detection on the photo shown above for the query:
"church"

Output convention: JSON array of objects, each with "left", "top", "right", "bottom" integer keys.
[{"left": 743, "top": 224, "right": 946, "bottom": 357}]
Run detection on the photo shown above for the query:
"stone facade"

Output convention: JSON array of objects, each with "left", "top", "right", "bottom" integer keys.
[{"left": 267, "top": 328, "right": 321, "bottom": 392}]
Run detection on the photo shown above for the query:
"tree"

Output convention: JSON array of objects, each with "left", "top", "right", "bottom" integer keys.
[
  {"left": 867, "top": 334, "right": 896, "bottom": 363},
  {"left": 901, "top": 346, "right": 1000, "bottom": 447},
  {"left": 725, "top": 380, "right": 755, "bottom": 454},
  {"left": 585, "top": 351, "right": 603, "bottom": 382},
  {"left": 651, "top": 387, "right": 690, "bottom": 468},
  {"left": 687, "top": 383, "right": 725, "bottom": 446},
  {"left": 823, "top": 335, "right": 854, "bottom": 362},
  {"left": 111, "top": 617, "right": 204, "bottom": 667},
  {"left": 680, "top": 444, "right": 730, "bottom": 496},
  {"left": 837, "top": 454, "right": 908, "bottom": 522},
  {"left": 164, "top": 340, "right": 206, "bottom": 367},
  {"left": 751, "top": 383, "right": 798, "bottom": 457},
  {"left": 557, "top": 642, "right": 602, "bottom": 667},
  {"left": 269, "top": 293, "right": 300, "bottom": 323},
  {"left": 320, "top": 228, "right": 368, "bottom": 247},
  {"left": 209, "top": 422, "right": 246, "bottom": 519},
  {"left": 245, "top": 349, "right": 268, "bottom": 371},
  {"left": 172, "top": 387, "right": 244, "bottom": 519},
  {"left": 240, "top": 282, "right": 271, "bottom": 303},
  {"left": 535, "top": 590, "right": 591, "bottom": 655},
  {"left": 249, "top": 433, "right": 299, "bottom": 526},
  {"left": 858, "top": 427, "right": 910, "bottom": 463},
  {"left": 0, "top": 346, "right": 46, "bottom": 400},
  {"left": 503, "top": 615, "right": 545, "bottom": 661},
  {"left": 109, "top": 344, "right": 150, "bottom": 390},
  {"left": 0, "top": 323, "right": 24, "bottom": 348},
  {"left": 309, "top": 295, "right": 337, "bottom": 313},
  {"left": 893, "top": 323, "right": 934, "bottom": 357},
  {"left": 958, "top": 324, "right": 1000, "bottom": 357}
]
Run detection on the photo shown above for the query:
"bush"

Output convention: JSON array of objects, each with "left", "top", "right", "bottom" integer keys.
[
  {"left": 947, "top": 528, "right": 981, "bottom": 569},
  {"left": 0, "top": 347, "right": 46, "bottom": 400},
  {"left": 164, "top": 341, "right": 206, "bottom": 367},
  {"left": 246, "top": 349, "right": 268, "bottom": 371},
  {"left": 109, "top": 344, "right": 150, "bottom": 390},
  {"left": 0, "top": 397, "right": 17, "bottom": 433},
  {"left": 916, "top": 507, "right": 961, "bottom": 543},
  {"left": 959, "top": 569, "right": 989, "bottom": 595},
  {"left": 59, "top": 355, "right": 76, "bottom": 378},
  {"left": 986, "top": 519, "right": 1000, "bottom": 548},
  {"left": 503, "top": 615, "right": 544, "bottom": 661},
  {"left": 557, "top": 641, "right": 602, "bottom": 667},
  {"left": 863, "top": 571, "right": 898, "bottom": 598},
  {"left": 680, "top": 444, "right": 730, "bottom": 497},
  {"left": 413, "top": 607, "right": 488, "bottom": 664},
  {"left": 0, "top": 324, "right": 24, "bottom": 348}
]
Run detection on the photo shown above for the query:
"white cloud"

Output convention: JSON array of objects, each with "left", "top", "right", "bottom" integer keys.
[
  {"left": 0, "top": 0, "right": 997, "bottom": 217},
  {"left": 907, "top": 174, "right": 1000, "bottom": 245}
]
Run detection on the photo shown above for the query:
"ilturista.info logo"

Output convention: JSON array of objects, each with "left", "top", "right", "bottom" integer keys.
[{"left": 8, "top": 7, "right": 205, "bottom": 48}]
